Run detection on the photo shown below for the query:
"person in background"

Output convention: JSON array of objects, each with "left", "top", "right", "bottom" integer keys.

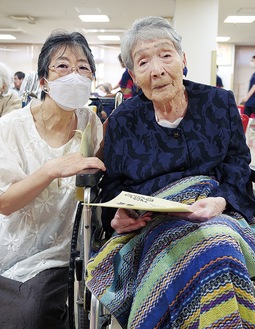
[
  {"left": 90, "top": 82, "right": 114, "bottom": 121},
  {"left": 0, "top": 30, "right": 105, "bottom": 329},
  {"left": 92, "top": 82, "right": 113, "bottom": 97},
  {"left": 216, "top": 65, "right": 224, "bottom": 88},
  {"left": 115, "top": 53, "right": 134, "bottom": 98},
  {"left": 19, "top": 71, "right": 42, "bottom": 107},
  {"left": 87, "top": 16, "right": 255, "bottom": 328},
  {"left": 0, "top": 62, "right": 22, "bottom": 117},
  {"left": 13, "top": 71, "right": 25, "bottom": 94},
  {"left": 242, "top": 55, "right": 255, "bottom": 117},
  {"left": 113, "top": 53, "right": 140, "bottom": 99}
]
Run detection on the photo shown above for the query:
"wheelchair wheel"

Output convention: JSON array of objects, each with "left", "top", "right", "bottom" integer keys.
[
  {"left": 70, "top": 181, "right": 114, "bottom": 329},
  {"left": 77, "top": 280, "right": 91, "bottom": 329},
  {"left": 73, "top": 276, "right": 90, "bottom": 329},
  {"left": 68, "top": 202, "right": 85, "bottom": 329}
]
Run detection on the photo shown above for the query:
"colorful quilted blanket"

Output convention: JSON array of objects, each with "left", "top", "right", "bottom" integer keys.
[{"left": 87, "top": 176, "right": 255, "bottom": 328}]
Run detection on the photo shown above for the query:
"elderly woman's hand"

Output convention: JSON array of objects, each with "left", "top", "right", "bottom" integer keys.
[
  {"left": 111, "top": 208, "right": 153, "bottom": 234},
  {"left": 171, "top": 197, "right": 227, "bottom": 222}
]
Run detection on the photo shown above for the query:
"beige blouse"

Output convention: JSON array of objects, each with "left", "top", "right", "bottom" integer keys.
[
  {"left": 0, "top": 91, "right": 22, "bottom": 117},
  {"left": 0, "top": 101, "right": 103, "bottom": 282}
]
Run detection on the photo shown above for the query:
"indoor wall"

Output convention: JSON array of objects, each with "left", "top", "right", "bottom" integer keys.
[
  {"left": 1, "top": 42, "right": 255, "bottom": 105},
  {"left": 0, "top": 43, "right": 123, "bottom": 93}
]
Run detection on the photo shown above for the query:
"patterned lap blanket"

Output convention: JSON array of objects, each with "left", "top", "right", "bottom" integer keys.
[{"left": 86, "top": 176, "right": 255, "bottom": 328}]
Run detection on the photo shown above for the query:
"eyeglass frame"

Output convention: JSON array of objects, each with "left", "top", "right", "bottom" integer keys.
[{"left": 48, "top": 61, "right": 93, "bottom": 78}]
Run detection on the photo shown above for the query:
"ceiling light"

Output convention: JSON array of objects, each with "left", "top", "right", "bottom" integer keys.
[
  {"left": 0, "top": 34, "right": 16, "bottom": 40},
  {"left": 0, "top": 48, "right": 18, "bottom": 51},
  {"left": 216, "top": 36, "right": 231, "bottom": 42},
  {"left": 0, "top": 28, "right": 22, "bottom": 32},
  {"left": 79, "top": 15, "right": 109, "bottom": 22},
  {"left": 97, "top": 35, "right": 120, "bottom": 41},
  {"left": 9, "top": 15, "right": 35, "bottom": 22},
  {"left": 83, "top": 29, "right": 125, "bottom": 33},
  {"left": 224, "top": 16, "right": 255, "bottom": 23}
]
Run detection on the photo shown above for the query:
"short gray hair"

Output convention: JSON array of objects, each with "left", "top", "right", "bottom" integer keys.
[
  {"left": 121, "top": 16, "right": 183, "bottom": 72},
  {"left": 0, "top": 62, "right": 12, "bottom": 94}
]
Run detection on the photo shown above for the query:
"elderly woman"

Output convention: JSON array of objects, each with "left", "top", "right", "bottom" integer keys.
[
  {"left": 0, "top": 62, "right": 21, "bottom": 117},
  {"left": 0, "top": 31, "right": 105, "bottom": 328},
  {"left": 86, "top": 16, "right": 255, "bottom": 328}
]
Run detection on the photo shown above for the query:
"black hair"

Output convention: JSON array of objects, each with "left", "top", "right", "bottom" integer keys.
[
  {"left": 38, "top": 30, "right": 95, "bottom": 99},
  {"left": 14, "top": 71, "right": 25, "bottom": 80}
]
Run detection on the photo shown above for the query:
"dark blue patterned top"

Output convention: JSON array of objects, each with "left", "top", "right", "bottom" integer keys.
[{"left": 101, "top": 80, "right": 255, "bottom": 229}]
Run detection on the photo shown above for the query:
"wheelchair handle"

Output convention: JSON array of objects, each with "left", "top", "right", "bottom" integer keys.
[{"left": 76, "top": 168, "right": 104, "bottom": 187}]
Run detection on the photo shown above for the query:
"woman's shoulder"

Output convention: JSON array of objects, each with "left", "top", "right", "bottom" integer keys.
[
  {"left": 76, "top": 105, "right": 101, "bottom": 118},
  {"left": 184, "top": 79, "right": 228, "bottom": 92},
  {"left": 107, "top": 93, "right": 153, "bottom": 128},
  {"left": 113, "top": 93, "right": 150, "bottom": 113},
  {"left": 185, "top": 79, "right": 233, "bottom": 104},
  {"left": 76, "top": 106, "right": 102, "bottom": 129},
  {"left": 0, "top": 104, "right": 35, "bottom": 145}
]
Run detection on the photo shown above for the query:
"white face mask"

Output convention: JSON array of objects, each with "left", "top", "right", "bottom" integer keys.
[{"left": 45, "top": 73, "right": 92, "bottom": 111}]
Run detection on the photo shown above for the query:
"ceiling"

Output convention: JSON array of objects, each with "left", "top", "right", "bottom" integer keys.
[{"left": 0, "top": 0, "right": 255, "bottom": 46}]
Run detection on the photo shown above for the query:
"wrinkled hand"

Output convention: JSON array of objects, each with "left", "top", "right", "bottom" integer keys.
[
  {"left": 45, "top": 152, "right": 106, "bottom": 179},
  {"left": 111, "top": 197, "right": 227, "bottom": 233},
  {"left": 171, "top": 197, "right": 226, "bottom": 222},
  {"left": 111, "top": 208, "right": 153, "bottom": 234}
]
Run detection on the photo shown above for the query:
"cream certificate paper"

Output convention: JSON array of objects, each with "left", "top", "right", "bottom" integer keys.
[{"left": 89, "top": 191, "right": 192, "bottom": 213}]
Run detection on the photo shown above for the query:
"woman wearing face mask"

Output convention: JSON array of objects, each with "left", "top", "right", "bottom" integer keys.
[
  {"left": 242, "top": 55, "right": 255, "bottom": 117},
  {"left": 0, "top": 30, "right": 105, "bottom": 329}
]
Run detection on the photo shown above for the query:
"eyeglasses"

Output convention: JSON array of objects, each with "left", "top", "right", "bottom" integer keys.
[{"left": 49, "top": 62, "right": 92, "bottom": 77}]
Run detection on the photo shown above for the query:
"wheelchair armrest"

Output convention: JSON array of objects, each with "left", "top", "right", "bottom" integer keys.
[{"left": 76, "top": 169, "right": 104, "bottom": 187}]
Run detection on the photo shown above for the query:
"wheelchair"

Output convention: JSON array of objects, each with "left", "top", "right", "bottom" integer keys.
[
  {"left": 68, "top": 169, "right": 110, "bottom": 329},
  {"left": 89, "top": 96, "right": 117, "bottom": 123},
  {"left": 68, "top": 92, "right": 123, "bottom": 329},
  {"left": 68, "top": 108, "right": 255, "bottom": 329},
  {"left": 20, "top": 71, "right": 41, "bottom": 107}
]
